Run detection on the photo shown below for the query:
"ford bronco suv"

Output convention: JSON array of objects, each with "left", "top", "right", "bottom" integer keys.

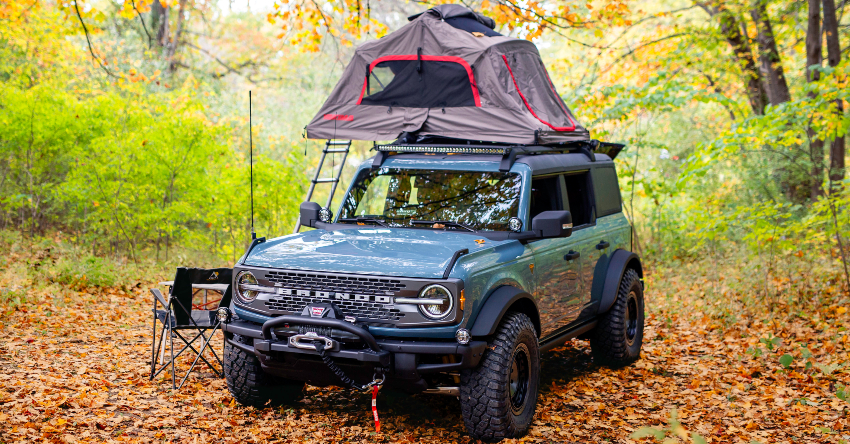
[{"left": 219, "top": 142, "right": 644, "bottom": 441}]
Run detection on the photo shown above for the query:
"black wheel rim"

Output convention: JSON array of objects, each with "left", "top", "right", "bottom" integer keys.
[
  {"left": 625, "top": 291, "right": 638, "bottom": 346},
  {"left": 509, "top": 343, "right": 530, "bottom": 414}
]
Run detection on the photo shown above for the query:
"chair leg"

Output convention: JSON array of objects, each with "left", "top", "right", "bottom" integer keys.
[
  {"left": 172, "top": 330, "right": 221, "bottom": 374},
  {"left": 176, "top": 324, "right": 222, "bottom": 390},
  {"left": 150, "top": 309, "right": 157, "bottom": 379},
  {"left": 152, "top": 328, "right": 214, "bottom": 380},
  {"left": 150, "top": 323, "right": 173, "bottom": 380},
  {"left": 170, "top": 322, "right": 176, "bottom": 391}
]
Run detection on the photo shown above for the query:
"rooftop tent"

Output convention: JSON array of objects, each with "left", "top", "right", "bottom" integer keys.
[{"left": 305, "top": 4, "right": 590, "bottom": 145}]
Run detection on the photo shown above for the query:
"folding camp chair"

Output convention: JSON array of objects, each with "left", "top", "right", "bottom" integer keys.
[{"left": 150, "top": 267, "right": 233, "bottom": 390}]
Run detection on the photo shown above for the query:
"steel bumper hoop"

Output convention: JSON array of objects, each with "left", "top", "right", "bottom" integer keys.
[{"left": 261, "top": 315, "right": 384, "bottom": 352}]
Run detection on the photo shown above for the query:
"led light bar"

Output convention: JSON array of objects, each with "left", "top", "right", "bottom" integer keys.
[{"left": 375, "top": 145, "right": 510, "bottom": 155}]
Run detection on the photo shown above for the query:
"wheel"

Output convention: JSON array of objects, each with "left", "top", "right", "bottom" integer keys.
[
  {"left": 224, "top": 340, "right": 304, "bottom": 407},
  {"left": 459, "top": 312, "right": 540, "bottom": 442},
  {"left": 590, "top": 268, "right": 644, "bottom": 367}
]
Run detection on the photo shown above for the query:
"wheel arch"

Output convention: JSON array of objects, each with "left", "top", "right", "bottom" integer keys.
[
  {"left": 468, "top": 285, "right": 541, "bottom": 338},
  {"left": 597, "top": 249, "right": 643, "bottom": 315}
]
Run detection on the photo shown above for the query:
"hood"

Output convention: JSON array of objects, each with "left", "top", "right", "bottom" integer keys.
[{"left": 243, "top": 228, "right": 499, "bottom": 279}]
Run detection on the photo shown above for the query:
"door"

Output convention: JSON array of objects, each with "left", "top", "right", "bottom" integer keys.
[
  {"left": 561, "top": 171, "right": 603, "bottom": 321},
  {"left": 527, "top": 175, "right": 582, "bottom": 339},
  {"left": 581, "top": 165, "right": 625, "bottom": 319}
]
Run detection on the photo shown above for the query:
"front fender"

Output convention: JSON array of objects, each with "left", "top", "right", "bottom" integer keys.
[
  {"left": 596, "top": 249, "right": 643, "bottom": 314},
  {"left": 468, "top": 286, "right": 540, "bottom": 337}
]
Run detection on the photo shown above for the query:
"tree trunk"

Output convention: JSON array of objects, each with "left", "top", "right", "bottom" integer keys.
[
  {"left": 705, "top": 1, "right": 768, "bottom": 115},
  {"left": 166, "top": 0, "right": 188, "bottom": 73},
  {"left": 823, "top": 0, "right": 845, "bottom": 185},
  {"left": 151, "top": 0, "right": 169, "bottom": 48},
  {"left": 749, "top": 0, "right": 791, "bottom": 105},
  {"left": 807, "top": 0, "right": 824, "bottom": 200}
]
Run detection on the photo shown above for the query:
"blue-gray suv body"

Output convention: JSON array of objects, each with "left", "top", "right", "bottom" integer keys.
[{"left": 221, "top": 146, "right": 644, "bottom": 441}]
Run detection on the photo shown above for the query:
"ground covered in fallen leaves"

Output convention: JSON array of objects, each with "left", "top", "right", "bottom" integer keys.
[{"left": 1, "top": 263, "right": 849, "bottom": 443}]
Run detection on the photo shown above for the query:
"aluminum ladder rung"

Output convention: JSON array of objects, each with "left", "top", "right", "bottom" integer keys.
[
  {"left": 326, "top": 141, "right": 351, "bottom": 146},
  {"left": 312, "top": 178, "right": 339, "bottom": 183},
  {"left": 324, "top": 148, "right": 349, "bottom": 153}
]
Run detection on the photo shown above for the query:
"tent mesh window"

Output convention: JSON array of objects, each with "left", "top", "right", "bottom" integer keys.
[{"left": 359, "top": 58, "right": 479, "bottom": 108}]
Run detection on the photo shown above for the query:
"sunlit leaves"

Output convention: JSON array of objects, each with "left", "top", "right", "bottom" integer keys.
[{"left": 267, "top": 0, "right": 387, "bottom": 52}]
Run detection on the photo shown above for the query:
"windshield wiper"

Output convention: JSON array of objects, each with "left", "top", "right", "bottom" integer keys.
[
  {"left": 410, "top": 220, "right": 476, "bottom": 232},
  {"left": 338, "top": 217, "right": 389, "bottom": 228}
]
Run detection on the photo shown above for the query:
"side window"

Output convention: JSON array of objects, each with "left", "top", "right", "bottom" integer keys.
[
  {"left": 563, "top": 171, "right": 593, "bottom": 226},
  {"left": 529, "top": 175, "right": 564, "bottom": 220},
  {"left": 592, "top": 167, "right": 622, "bottom": 217}
]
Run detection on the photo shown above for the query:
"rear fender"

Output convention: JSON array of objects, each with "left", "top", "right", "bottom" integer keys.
[
  {"left": 468, "top": 286, "right": 540, "bottom": 337},
  {"left": 596, "top": 249, "right": 643, "bottom": 314}
]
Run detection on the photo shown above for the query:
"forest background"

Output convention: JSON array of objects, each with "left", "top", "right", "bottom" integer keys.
[
  {"left": 1, "top": 0, "right": 850, "bottom": 442},
  {"left": 2, "top": 0, "right": 848, "bottom": 316}
]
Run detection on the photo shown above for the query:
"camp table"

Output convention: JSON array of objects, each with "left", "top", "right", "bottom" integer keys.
[{"left": 159, "top": 281, "right": 229, "bottom": 310}]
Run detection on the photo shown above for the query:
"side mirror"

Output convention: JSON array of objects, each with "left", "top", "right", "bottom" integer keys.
[
  {"left": 531, "top": 211, "right": 573, "bottom": 239},
  {"left": 299, "top": 201, "right": 321, "bottom": 228}
]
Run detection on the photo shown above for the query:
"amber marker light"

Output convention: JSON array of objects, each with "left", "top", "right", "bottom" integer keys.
[{"left": 460, "top": 289, "right": 465, "bottom": 311}]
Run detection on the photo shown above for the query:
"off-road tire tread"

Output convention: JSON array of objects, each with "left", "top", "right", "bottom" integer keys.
[
  {"left": 460, "top": 312, "right": 539, "bottom": 442},
  {"left": 224, "top": 341, "right": 302, "bottom": 407},
  {"left": 590, "top": 268, "right": 643, "bottom": 367}
]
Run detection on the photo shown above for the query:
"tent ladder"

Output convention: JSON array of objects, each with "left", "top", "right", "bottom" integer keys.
[{"left": 294, "top": 139, "right": 351, "bottom": 233}]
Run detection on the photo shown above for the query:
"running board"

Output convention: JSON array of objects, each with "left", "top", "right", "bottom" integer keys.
[
  {"left": 422, "top": 387, "right": 459, "bottom": 396},
  {"left": 538, "top": 320, "right": 597, "bottom": 353}
]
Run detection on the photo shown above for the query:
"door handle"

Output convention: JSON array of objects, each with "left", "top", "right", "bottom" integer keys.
[
  {"left": 564, "top": 250, "right": 580, "bottom": 261},
  {"left": 596, "top": 240, "right": 610, "bottom": 250}
]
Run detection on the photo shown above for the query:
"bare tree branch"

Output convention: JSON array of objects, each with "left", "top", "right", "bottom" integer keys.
[
  {"left": 72, "top": 1, "right": 118, "bottom": 78},
  {"left": 130, "top": 0, "right": 153, "bottom": 48},
  {"left": 182, "top": 41, "right": 260, "bottom": 80}
]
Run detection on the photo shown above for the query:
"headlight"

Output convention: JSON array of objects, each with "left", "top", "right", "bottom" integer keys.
[
  {"left": 235, "top": 271, "right": 259, "bottom": 303},
  {"left": 418, "top": 284, "right": 453, "bottom": 319}
]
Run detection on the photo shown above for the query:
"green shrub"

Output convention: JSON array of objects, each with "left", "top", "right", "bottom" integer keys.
[{"left": 52, "top": 254, "right": 120, "bottom": 288}]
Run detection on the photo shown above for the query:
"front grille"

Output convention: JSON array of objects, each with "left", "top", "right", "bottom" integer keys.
[
  {"left": 265, "top": 271, "right": 405, "bottom": 295},
  {"left": 265, "top": 296, "right": 404, "bottom": 321}
]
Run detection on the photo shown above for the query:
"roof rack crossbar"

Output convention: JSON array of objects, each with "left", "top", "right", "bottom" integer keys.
[{"left": 499, "top": 147, "right": 525, "bottom": 172}]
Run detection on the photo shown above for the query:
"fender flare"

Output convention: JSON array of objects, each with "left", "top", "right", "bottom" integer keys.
[
  {"left": 468, "top": 286, "right": 540, "bottom": 337},
  {"left": 597, "top": 249, "right": 643, "bottom": 314}
]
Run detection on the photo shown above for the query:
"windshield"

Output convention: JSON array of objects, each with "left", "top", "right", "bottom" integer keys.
[{"left": 338, "top": 168, "right": 522, "bottom": 231}]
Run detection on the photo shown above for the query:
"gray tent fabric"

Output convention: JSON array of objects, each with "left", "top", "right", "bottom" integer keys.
[{"left": 305, "top": 5, "right": 590, "bottom": 145}]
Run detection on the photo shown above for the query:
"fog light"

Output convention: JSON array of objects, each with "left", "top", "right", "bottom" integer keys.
[
  {"left": 319, "top": 207, "right": 333, "bottom": 223},
  {"left": 216, "top": 307, "right": 231, "bottom": 323},
  {"left": 455, "top": 328, "right": 470, "bottom": 345}
]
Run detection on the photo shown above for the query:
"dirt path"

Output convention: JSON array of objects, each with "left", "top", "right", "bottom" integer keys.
[{"left": 1, "top": 285, "right": 848, "bottom": 443}]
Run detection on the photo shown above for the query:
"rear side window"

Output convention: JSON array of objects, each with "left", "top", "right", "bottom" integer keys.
[
  {"left": 357, "top": 56, "right": 481, "bottom": 108},
  {"left": 592, "top": 167, "right": 622, "bottom": 217},
  {"left": 563, "top": 172, "right": 593, "bottom": 226}
]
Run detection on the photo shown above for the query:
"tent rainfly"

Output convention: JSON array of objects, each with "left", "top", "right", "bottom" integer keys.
[{"left": 305, "top": 4, "right": 590, "bottom": 145}]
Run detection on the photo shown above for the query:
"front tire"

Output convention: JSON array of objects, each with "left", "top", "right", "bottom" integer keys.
[
  {"left": 590, "top": 268, "right": 644, "bottom": 366},
  {"left": 459, "top": 312, "right": 540, "bottom": 442},
  {"left": 224, "top": 340, "right": 304, "bottom": 407}
]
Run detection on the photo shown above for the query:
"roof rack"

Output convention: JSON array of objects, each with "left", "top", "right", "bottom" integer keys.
[{"left": 371, "top": 140, "right": 625, "bottom": 171}]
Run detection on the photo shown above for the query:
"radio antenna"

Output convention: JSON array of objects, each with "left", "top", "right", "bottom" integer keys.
[{"left": 249, "top": 90, "right": 255, "bottom": 240}]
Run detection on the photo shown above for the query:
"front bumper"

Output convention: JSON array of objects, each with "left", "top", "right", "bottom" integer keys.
[{"left": 222, "top": 317, "right": 485, "bottom": 390}]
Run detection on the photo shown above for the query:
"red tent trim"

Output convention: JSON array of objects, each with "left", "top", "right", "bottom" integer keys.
[
  {"left": 502, "top": 55, "right": 576, "bottom": 132},
  {"left": 356, "top": 55, "right": 481, "bottom": 107}
]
